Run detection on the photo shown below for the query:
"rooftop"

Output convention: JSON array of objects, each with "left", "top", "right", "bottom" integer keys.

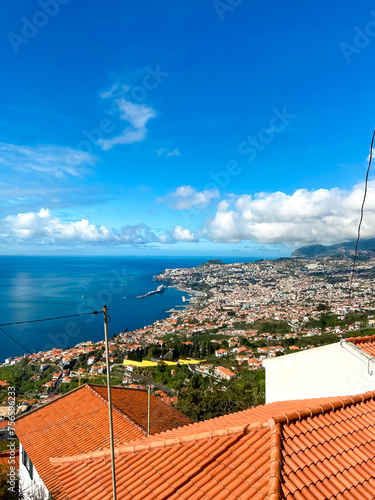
[
  {"left": 50, "top": 390, "right": 375, "bottom": 499},
  {"left": 16, "top": 384, "right": 192, "bottom": 499},
  {"left": 346, "top": 334, "right": 375, "bottom": 358},
  {"left": 0, "top": 449, "right": 19, "bottom": 467}
]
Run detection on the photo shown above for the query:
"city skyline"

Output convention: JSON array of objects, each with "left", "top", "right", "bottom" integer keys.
[{"left": 1, "top": 1, "right": 375, "bottom": 256}]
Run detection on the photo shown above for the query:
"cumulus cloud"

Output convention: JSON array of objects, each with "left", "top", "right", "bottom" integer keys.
[
  {"left": 206, "top": 182, "right": 375, "bottom": 246},
  {"left": 98, "top": 92, "right": 157, "bottom": 150},
  {"left": 0, "top": 143, "right": 97, "bottom": 178},
  {"left": 170, "top": 225, "right": 198, "bottom": 242},
  {"left": 4, "top": 209, "right": 162, "bottom": 246},
  {"left": 157, "top": 185, "right": 219, "bottom": 210}
]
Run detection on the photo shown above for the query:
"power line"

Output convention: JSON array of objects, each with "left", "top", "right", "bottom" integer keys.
[
  {"left": 349, "top": 128, "right": 375, "bottom": 299},
  {"left": 0, "top": 310, "right": 102, "bottom": 327},
  {"left": 0, "top": 327, "right": 33, "bottom": 355},
  {"left": 0, "top": 310, "right": 103, "bottom": 356}
]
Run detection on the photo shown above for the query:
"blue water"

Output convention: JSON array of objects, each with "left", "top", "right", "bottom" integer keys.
[{"left": 0, "top": 256, "right": 257, "bottom": 361}]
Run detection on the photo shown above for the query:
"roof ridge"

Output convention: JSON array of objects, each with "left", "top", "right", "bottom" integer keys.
[
  {"left": 270, "top": 390, "right": 375, "bottom": 425},
  {"left": 87, "top": 384, "right": 147, "bottom": 437},
  {"left": 15, "top": 384, "right": 89, "bottom": 422},
  {"left": 267, "top": 423, "right": 283, "bottom": 500},
  {"left": 50, "top": 420, "right": 270, "bottom": 466},
  {"left": 345, "top": 334, "right": 375, "bottom": 344}
]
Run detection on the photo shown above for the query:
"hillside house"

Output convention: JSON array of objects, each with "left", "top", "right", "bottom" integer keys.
[
  {"left": 215, "top": 349, "right": 228, "bottom": 358},
  {"left": 214, "top": 366, "right": 236, "bottom": 381}
]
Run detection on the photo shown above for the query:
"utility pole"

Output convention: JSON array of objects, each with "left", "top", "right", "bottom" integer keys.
[
  {"left": 104, "top": 305, "right": 117, "bottom": 500},
  {"left": 147, "top": 385, "right": 151, "bottom": 436}
]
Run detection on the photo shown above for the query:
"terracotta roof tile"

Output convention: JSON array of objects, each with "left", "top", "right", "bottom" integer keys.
[
  {"left": 0, "top": 450, "right": 19, "bottom": 467},
  {"left": 91, "top": 384, "right": 191, "bottom": 434},
  {"left": 345, "top": 334, "right": 375, "bottom": 358},
  {"left": 50, "top": 390, "right": 375, "bottom": 499},
  {"left": 16, "top": 384, "right": 192, "bottom": 499}
]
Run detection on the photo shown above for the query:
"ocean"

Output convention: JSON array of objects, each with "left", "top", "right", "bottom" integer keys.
[{"left": 0, "top": 255, "right": 257, "bottom": 362}]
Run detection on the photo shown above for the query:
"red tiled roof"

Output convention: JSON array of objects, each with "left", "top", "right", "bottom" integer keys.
[
  {"left": 16, "top": 384, "right": 192, "bottom": 499},
  {"left": 90, "top": 385, "right": 191, "bottom": 435},
  {"left": 214, "top": 366, "right": 236, "bottom": 377},
  {"left": 346, "top": 334, "right": 375, "bottom": 357},
  {"left": 0, "top": 450, "right": 19, "bottom": 467},
  {"left": 51, "top": 391, "right": 375, "bottom": 499}
]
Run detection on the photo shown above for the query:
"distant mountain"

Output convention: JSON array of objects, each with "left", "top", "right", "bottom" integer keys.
[{"left": 291, "top": 238, "right": 375, "bottom": 258}]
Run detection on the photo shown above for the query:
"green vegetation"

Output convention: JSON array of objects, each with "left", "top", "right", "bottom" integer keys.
[
  {"left": 190, "top": 282, "right": 211, "bottom": 292},
  {"left": 0, "top": 466, "right": 20, "bottom": 500},
  {"left": 317, "top": 302, "right": 330, "bottom": 311},
  {"left": 198, "top": 259, "right": 224, "bottom": 267},
  {"left": 0, "top": 360, "right": 59, "bottom": 397},
  {"left": 233, "top": 319, "right": 291, "bottom": 334},
  {"left": 177, "top": 369, "right": 265, "bottom": 422},
  {"left": 126, "top": 348, "right": 145, "bottom": 362},
  {"left": 0, "top": 440, "right": 19, "bottom": 453},
  {"left": 255, "top": 320, "right": 291, "bottom": 334},
  {"left": 139, "top": 364, "right": 210, "bottom": 392},
  {"left": 305, "top": 310, "right": 374, "bottom": 331},
  {"left": 233, "top": 321, "right": 254, "bottom": 330}
]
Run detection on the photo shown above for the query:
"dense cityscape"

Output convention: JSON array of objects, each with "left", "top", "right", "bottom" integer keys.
[{"left": 2, "top": 249, "right": 375, "bottom": 422}]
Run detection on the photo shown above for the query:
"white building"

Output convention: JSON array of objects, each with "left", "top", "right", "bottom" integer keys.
[
  {"left": 20, "top": 443, "right": 50, "bottom": 499},
  {"left": 263, "top": 335, "right": 375, "bottom": 404}
]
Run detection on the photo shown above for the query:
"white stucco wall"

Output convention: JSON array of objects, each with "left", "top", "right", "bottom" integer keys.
[
  {"left": 263, "top": 341, "right": 375, "bottom": 403},
  {"left": 19, "top": 442, "right": 50, "bottom": 500}
]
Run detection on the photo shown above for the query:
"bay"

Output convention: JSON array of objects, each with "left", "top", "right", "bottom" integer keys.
[{"left": 0, "top": 255, "right": 257, "bottom": 362}]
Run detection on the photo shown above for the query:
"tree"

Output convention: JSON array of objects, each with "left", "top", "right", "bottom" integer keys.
[
  {"left": 0, "top": 465, "right": 20, "bottom": 499},
  {"left": 163, "top": 351, "right": 174, "bottom": 362},
  {"left": 317, "top": 302, "right": 329, "bottom": 311}
]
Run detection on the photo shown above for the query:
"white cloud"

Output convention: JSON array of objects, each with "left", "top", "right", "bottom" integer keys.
[
  {"left": 206, "top": 182, "right": 375, "bottom": 246},
  {"left": 1, "top": 208, "right": 205, "bottom": 247},
  {"left": 0, "top": 143, "right": 97, "bottom": 178},
  {"left": 166, "top": 149, "right": 180, "bottom": 157},
  {"left": 4, "top": 209, "right": 160, "bottom": 246},
  {"left": 98, "top": 96, "right": 157, "bottom": 151},
  {"left": 171, "top": 225, "right": 198, "bottom": 242},
  {"left": 100, "top": 83, "right": 130, "bottom": 99},
  {"left": 157, "top": 148, "right": 180, "bottom": 157},
  {"left": 158, "top": 185, "right": 219, "bottom": 210}
]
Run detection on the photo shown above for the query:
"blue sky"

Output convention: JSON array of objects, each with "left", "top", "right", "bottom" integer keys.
[{"left": 1, "top": 0, "right": 375, "bottom": 257}]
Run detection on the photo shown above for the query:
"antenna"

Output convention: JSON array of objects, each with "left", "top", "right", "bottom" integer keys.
[{"left": 147, "top": 385, "right": 151, "bottom": 436}]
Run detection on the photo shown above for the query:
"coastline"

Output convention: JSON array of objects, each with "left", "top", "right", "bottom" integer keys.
[
  {"left": 1, "top": 257, "right": 215, "bottom": 361},
  {"left": 1, "top": 255, "right": 261, "bottom": 361}
]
